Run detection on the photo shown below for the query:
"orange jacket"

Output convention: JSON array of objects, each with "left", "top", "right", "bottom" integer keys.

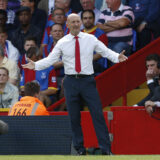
[{"left": 8, "top": 96, "right": 50, "bottom": 116}]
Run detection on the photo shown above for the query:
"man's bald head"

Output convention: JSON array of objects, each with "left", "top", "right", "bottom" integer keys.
[
  {"left": 66, "top": 14, "right": 81, "bottom": 36},
  {"left": 67, "top": 13, "right": 80, "bottom": 22}
]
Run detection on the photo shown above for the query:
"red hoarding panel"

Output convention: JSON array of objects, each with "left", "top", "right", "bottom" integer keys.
[{"left": 111, "top": 107, "right": 160, "bottom": 154}]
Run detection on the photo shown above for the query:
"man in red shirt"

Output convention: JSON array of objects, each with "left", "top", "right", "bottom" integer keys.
[{"left": 81, "top": 9, "right": 108, "bottom": 74}]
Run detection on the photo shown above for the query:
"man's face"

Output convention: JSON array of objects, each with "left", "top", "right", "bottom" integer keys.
[
  {"left": 81, "top": 0, "right": 95, "bottom": 10},
  {"left": 24, "top": 40, "right": 36, "bottom": 51},
  {"left": 146, "top": 60, "right": 159, "bottom": 72},
  {"left": 67, "top": 15, "right": 81, "bottom": 35},
  {"left": 52, "top": 9, "right": 66, "bottom": 24},
  {"left": 0, "top": 14, "right": 7, "bottom": 26},
  {"left": 21, "top": 0, "right": 31, "bottom": 8},
  {"left": 0, "top": 0, "right": 7, "bottom": 10},
  {"left": 50, "top": 24, "right": 64, "bottom": 42},
  {"left": 18, "top": 11, "right": 31, "bottom": 25},
  {"left": 29, "top": 54, "right": 39, "bottom": 62},
  {"left": 0, "top": 69, "right": 8, "bottom": 84},
  {"left": 55, "top": 0, "right": 66, "bottom": 9},
  {"left": 0, "top": 32, "right": 7, "bottom": 46},
  {"left": 106, "top": 0, "right": 119, "bottom": 10},
  {"left": 82, "top": 11, "right": 95, "bottom": 29}
]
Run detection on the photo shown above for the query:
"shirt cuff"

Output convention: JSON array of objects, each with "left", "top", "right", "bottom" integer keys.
[
  {"left": 154, "top": 101, "right": 160, "bottom": 107},
  {"left": 147, "top": 79, "right": 154, "bottom": 84},
  {"left": 141, "top": 21, "right": 147, "bottom": 25}
]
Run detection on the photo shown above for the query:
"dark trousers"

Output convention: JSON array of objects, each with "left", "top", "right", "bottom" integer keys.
[{"left": 63, "top": 75, "right": 111, "bottom": 153}]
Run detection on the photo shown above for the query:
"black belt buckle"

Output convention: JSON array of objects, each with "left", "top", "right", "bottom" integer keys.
[{"left": 75, "top": 74, "right": 79, "bottom": 78}]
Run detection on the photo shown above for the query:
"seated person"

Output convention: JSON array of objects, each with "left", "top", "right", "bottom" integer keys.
[
  {"left": 43, "top": 23, "right": 64, "bottom": 57},
  {"left": 126, "top": 0, "right": 160, "bottom": 50},
  {"left": 20, "top": 0, "right": 47, "bottom": 32},
  {"left": 41, "top": 8, "right": 68, "bottom": 50},
  {"left": 18, "top": 36, "right": 37, "bottom": 72},
  {"left": 81, "top": 9, "right": 108, "bottom": 74},
  {"left": 0, "top": 44, "right": 20, "bottom": 85},
  {"left": 53, "top": 0, "right": 73, "bottom": 16},
  {"left": 9, "top": 6, "right": 42, "bottom": 54},
  {"left": 0, "top": 0, "right": 16, "bottom": 25},
  {"left": 0, "top": 27, "right": 20, "bottom": 63},
  {"left": 78, "top": 0, "right": 101, "bottom": 29},
  {"left": 145, "top": 85, "right": 160, "bottom": 116},
  {"left": 42, "top": 23, "right": 65, "bottom": 110},
  {"left": 20, "top": 46, "right": 58, "bottom": 107},
  {"left": 97, "top": 0, "right": 134, "bottom": 57},
  {"left": 134, "top": 54, "right": 160, "bottom": 106},
  {"left": 8, "top": 81, "right": 49, "bottom": 115},
  {"left": 0, "top": 67, "right": 19, "bottom": 108},
  {"left": 42, "top": 0, "right": 74, "bottom": 32},
  {"left": 0, "top": 9, "right": 16, "bottom": 35}
]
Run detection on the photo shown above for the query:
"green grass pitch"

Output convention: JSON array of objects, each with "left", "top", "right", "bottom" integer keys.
[{"left": 0, "top": 155, "right": 160, "bottom": 160}]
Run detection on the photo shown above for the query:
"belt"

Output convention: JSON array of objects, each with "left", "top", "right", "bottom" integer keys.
[{"left": 66, "top": 74, "right": 93, "bottom": 78}]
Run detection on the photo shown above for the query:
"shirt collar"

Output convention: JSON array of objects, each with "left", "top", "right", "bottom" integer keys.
[
  {"left": 2, "top": 56, "right": 8, "bottom": 65},
  {"left": 118, "top": 4, "right": 124, "bottom": 11},
  {"left": 69, "top": 32, "right": 83, "bottom": 39},
  {"left": 83, "top": 26, "right": 97, "bottom": 33},
  {"left": 3, "top": 82, "right": 9, "bottom": 94},
  {"left": 107, "top": 3, "right": 124, "bottom": 12}
]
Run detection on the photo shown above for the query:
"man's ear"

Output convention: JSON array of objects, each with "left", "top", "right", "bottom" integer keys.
[
  {"left": 66, "top": 21, "right": 69, "bottom": 28},
  {"left": 5, "top": 34, "right": 8, "bottom": 40},
  {"left": 64, "top": 16, "right": 67, "bottom": 23},
  {"left": 6, "top": 76, "right": 9, "bottom": 82},
  {"left": 34, "top": 93, "right": 39, "bottom": 98}
]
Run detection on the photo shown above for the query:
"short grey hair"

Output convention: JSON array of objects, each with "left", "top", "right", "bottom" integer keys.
[
  {"left": 62, "top": 0, "right": 71, "bottom": 3},
  {"left": 0, "top": 45, "right": 4, "bottom": 57},
  {"left": 80, "top": 0, "right": 94, "bottom": 3}
]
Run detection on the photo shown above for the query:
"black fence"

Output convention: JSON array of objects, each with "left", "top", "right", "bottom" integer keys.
[{"left": 0, "top": 116, "right": 72, "bottom": 155}]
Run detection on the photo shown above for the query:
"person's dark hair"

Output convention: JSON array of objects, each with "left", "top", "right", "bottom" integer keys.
[
  {"left": 81, "top": 9, "right": 95, "bottom": 19},
  {"left": 51, "top": 23, "right": 63, "bottom": 30},
  {"left": 28, "top": 0, "right": 37, "bottom": 8},
  {"left": 0, "top": 45, "right": 4, "bottom": 57},
  {"left": 146, "top": 54, "right": 160, "bottom": 63},
  {"left": 24, "top": 36, "right": 37, "bottom": 45},
  {"left": 146, "top": 54, "right": 160, "bottom": 69},
  {"left": 27, "top": 0, "right": 41, "bottom": 8},
  {"left": 16, "top": 6, "right": 31, "bottom": 16},
  {"left": 0, "top": 67, "right": 9, "bottom": 76},
  {"left": 0, "top": 9, "right": 7, "bottom": 19},
  {"left": 52, "top": 8, "right": 65, "bottom": 17},
  {"left": 0, "top": 26, "right": 7, "bottom": 34},
  {"left": 24, "top": 81, "right": 40, "bottom": 97},
  {"left": 26, "top": 46, "right": 40, "bottom": 58}
]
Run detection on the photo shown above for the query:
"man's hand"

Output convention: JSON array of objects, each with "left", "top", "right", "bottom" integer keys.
[
  {"left": 145, "top": 100, "right": 155, "bottom": 107},
  {"left": 146, "top": 69, "right": 158, "bottom": 80},
  {"left": 22, "top": 58, "right": 35, "bottom": 70},
  {"left": 145, "top": 106, "right": 153, "bottom": 115},
  {"left": 53, "top": 61, "right": 64, "bottom": 69},
  {"left": 145, "top": 100, "right": 156, "bottom": 115},
  {"left": 93, "top": 53, "right": 102, "bottom": 61},
  {"left": 137, "top": 22, "right": 146, "bottom": 32},
  {"left": 118, "top": 50, "right": 128, "bottom": 62}
]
